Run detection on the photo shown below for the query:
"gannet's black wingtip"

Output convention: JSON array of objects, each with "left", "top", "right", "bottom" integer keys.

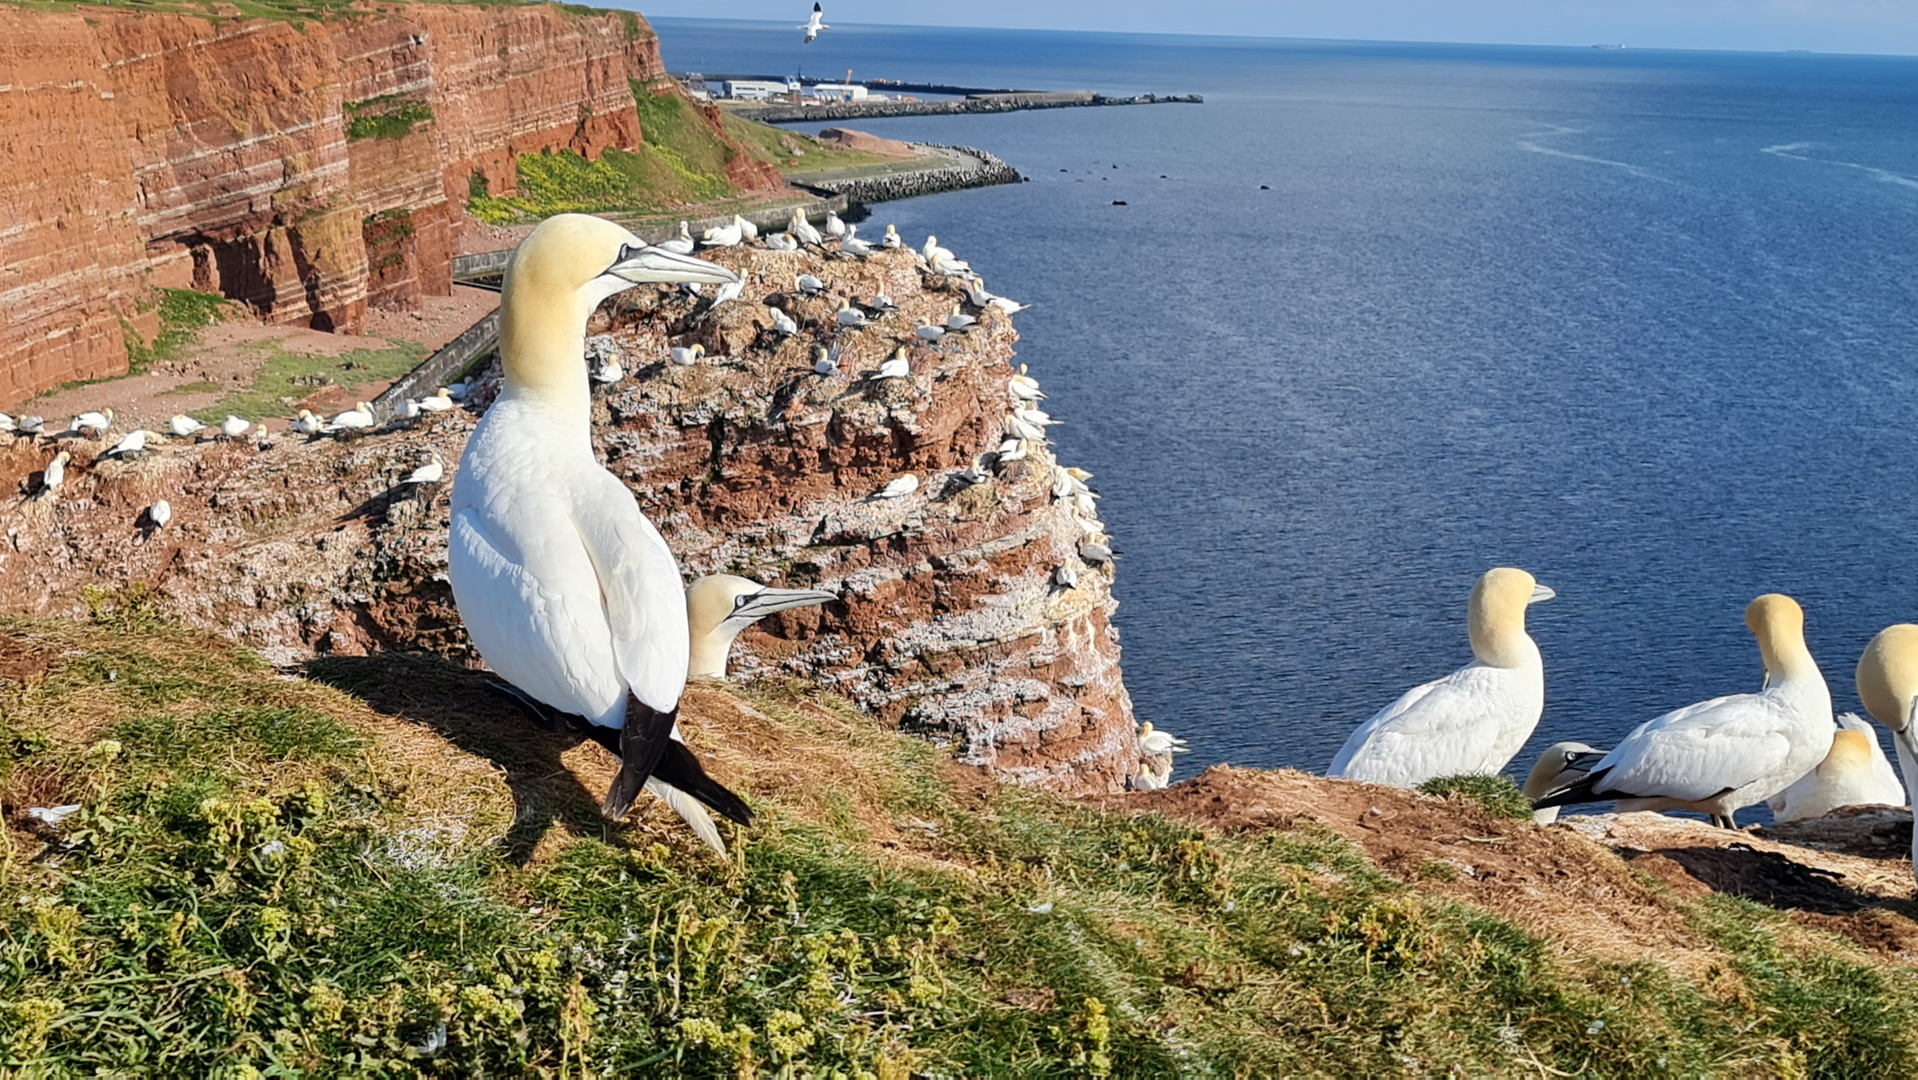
[
  {"left": 1531, "top": 766, "right": 1616, "bottom": 811},
  {"left": 654, "top": 740, "right": 756, "bottom": 827},
  {"left": 603, "top": 697, "right": 676, "bottom": 818}
]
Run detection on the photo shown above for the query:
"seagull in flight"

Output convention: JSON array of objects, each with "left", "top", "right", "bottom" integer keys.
[{"left": 802, "top": 2, "right": 828, "bottom": 43}]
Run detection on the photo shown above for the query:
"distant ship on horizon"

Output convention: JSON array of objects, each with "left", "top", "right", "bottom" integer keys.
[{"left": 1591, "top": 43, "right": 1626, "bottom": 50}]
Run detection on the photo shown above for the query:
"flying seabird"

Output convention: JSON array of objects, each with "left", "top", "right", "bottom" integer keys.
[
  {"left": 169, "top": 414, "right": 206, "bottom": 438},
  {"left": 1855, "top": 624, "right": 1918, "bottom": 884},
  {"left": 801, "top": 2, "right": 828, "bottom": 44},
  {"left": 446, "top": 212, "right": 751, "bottom": 854},
  {"left": 686, "top": 574, "right": 837, "bottom": 678},
  {"left": 1521, "top": 742, "right": 1606, "bottom": 824},
  {"left": 1533, "top": 594, "right": 1832, "bottom": 829},
  {"left": 220, "top": 415, "right": 252, "bottom": 440},
  {"left": 1328, "top": 568, "right": 1555, "bottom": 788},
  {"left": 1767, "top": 713, "right": 1907, "bottom": 823}
]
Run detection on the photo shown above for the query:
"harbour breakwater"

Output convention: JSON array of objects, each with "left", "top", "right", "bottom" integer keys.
[
  {"left": 729, "top": 91, "right": 1203, "bottom": 124},
  {"left": 786, "top": 145, "right": 1024, "bottom": 204}
]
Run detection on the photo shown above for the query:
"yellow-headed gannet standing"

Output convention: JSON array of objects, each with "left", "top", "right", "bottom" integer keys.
[
  {"left": 686, "top": 574, "right": 837, "bottom": 678},
  {"left": 1328, "top": 568, "right": 1554, "bottom": 787},
  {"left": 447, "top": 213, "right": 750, "bottom": 853},
  {"left": 1856, "top": 624, "right": 1918, "bottom": 883}
]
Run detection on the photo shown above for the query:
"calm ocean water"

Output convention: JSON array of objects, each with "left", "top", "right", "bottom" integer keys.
[{"left": 654, "top": 19, "right": 1918, "bottom": 807}]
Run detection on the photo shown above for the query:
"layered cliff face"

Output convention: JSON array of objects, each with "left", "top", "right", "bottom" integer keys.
[{"left": 0, "top": 4, "right": 782, "bottom": 406}]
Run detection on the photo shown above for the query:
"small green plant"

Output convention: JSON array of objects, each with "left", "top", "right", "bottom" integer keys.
[
  {"left": 343, "top": 95, "right": 432, "bottom": 140},
  {"left": 121, "top": 287, "right": 230, "bottom": 374},
  {"left": 1418, "top": 773, "right": 1536, "bottom": 819}
]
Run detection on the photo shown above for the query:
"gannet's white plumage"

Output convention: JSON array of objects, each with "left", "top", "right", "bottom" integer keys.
[
  {"left": 39, "top": 450, "right": 70, "bottom": 497},
  {"left": 146, "top": 499, "right": 172, "bottom": 529},
  {"left": 1534, "top": 594, "right": 1833, "bottom": 829},
  {"left": 1522, "top": 741, "right": 1605, "bottom": 824},
  {"left": 169, "top": 414, "right": 206, "bottom": 438},
  {"left": 447, "top": 213, "right": 750, "bottom": 853},
  {"left": 69, "top": 409, "right": 113, "bottom": 437},
  {"left": 1328, "top": 568, "right": 1554, "bottom": 787},
  {"left": 770, "top": 307, "right": 799, "bottom": 336},
  {"left": 419, "top": 388, "right": 455, "bottom": 412},
  {"left": 790, "top": 209, "right": 823, "bottom": 247},
  {"left": 686, "top": 574, "right": 837, "bottom": 679},
  {"left": 1856, "top": 624, "right": 1918, "bottom": 884},
  {"left": 660, "top": 222, "right": 696, "bottom": 255},
  {"left": 873, "top": 474, "right": 917, "bottom": 499},
  {"left": 1767, "top": 714, "right": 1906, "bottom": 822},
  {"left": 824, "top": 212, "right": 846, "bottom": 238},
  {"left": 404, "top": 452, "right": 445, "bottom": 486},
  {"left": 291, "top": 410, "right": 323, "bottom": 435},
  {"left": 220, "top": 415, "right": 251, "bottom": 439},
  {"left": 801, "top": 2, "right": 828, "bottom": 43}
]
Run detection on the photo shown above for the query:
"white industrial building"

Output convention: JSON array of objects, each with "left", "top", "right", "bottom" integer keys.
[
  {"left": 721, "top": 80, "right": 791, "bottom": 101},
  {"left": 810, "top": 83, "right": 870, "bottom": 102}
]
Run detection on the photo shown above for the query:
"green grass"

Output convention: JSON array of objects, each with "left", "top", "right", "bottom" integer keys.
[
  {"left": 3, "top": 616, "right": 1915, "bottom": 1075},
  {"left": 344, "top": 95, "right": 433, "bottom": 141},
  {"left": 122, "top": 288, "right": 232, "bottom": 376},
  {"left": 1419, "top": 773, "right": 1536, "bottom": 820},
  {"left": 721, "top": 113, "right": 911, "bottom": 176},
  {"left": 179, "top": 339, "right": 426, "bottom": 423}
]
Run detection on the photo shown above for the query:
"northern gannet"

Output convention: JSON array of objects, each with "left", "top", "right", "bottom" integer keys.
[
  {"left": 446, "top": 381, "right": 472, "bottom": 400},
  {"left": 769, "top": 307, "right": 799, "bottom": 336},
  {"left": 419, "top": 388, "right": 455, "bottom": 412},
  {"left": 873, "top": 474, "right": 918, "bottom": 499},
  {"left": 686, "top": 574, "right": 837, "bottom": 678},
  {"left": 913, "top": 319, "right": 945, "bottom": 343},
  {"left": 592, "top": 357, "right": 624, "bottom": 386},
  {"left": 765, "top": 232, "right": 799, "bottom": 252},
  {"left": 922, "top": 235, "right": 954, "bottom": 263},
  {"left": 105, "top": 429, "right": 158, "bottom": 457},
  {"left": 946, "top": 306, "right": 977, "bottom": 331},
  {"left": 970, "top": 277, "right": 1029, "bottom": 314},
  {"left": 874, "top": 348, "right": 910, "bottom": 379},
  {"left": 733, "top": 214, "right": 759, "bottom": 243},
  {"left": 16, "top": 416, "right": 43, "bottom": 438},
  {"left": 0, "top": 414, "right": 12, "bottom": 434},
  {"left": 1855, "top": 624, "right": 1918, "bottom": 884},
  {"left": 1327, "top": 567, "right": 1555, "bottom": 787},
  {"left": 882, "top": 224, "right": 902, "bottom": 249},
  {"left": 325, "top": 403, "right": 375, "bottom": 434},
  {"left": 146, "top": 500, "right": 172, "bottom": 529},
  {"left": 835, "top": 301, "right": 872, "bottom": 328},
  {"left": 1079, "top": 540, "right": 1113, "bottom": 564},
  {"left": 671, "top": 344, "right": 706, "bottom": 366},
  {"left": 1005, "top": 414, "right": 1047, "bottom": 442},
  {"left": 701, "top": 220, "right": 743, "bottom": 248},
  {"left": 824, "top": 212, "right": 847, "bottom": 238},
  {"left": 291, "top": 410, "right": 323, "bottom": 436},
  {"left": 1139, "top": 722, "right": 1190, "bottom": 756},
  {"left": 790, "top": 209, "right": 823, "bottom": 247},
  {"left": 220, "top": 415, "right": 251, "bottom": 439},
  {"left": 812, "top": 346, "right": 839, "bottom": 376},
  {"left": 711, "top": 280, "right": 744, "bottom": 307},
  {"left": 1522, "top": 741, "right": 1605, "bottom": 824},
  {"left": 447, "top": 212, "right": 750, "bottom": 853},
  {"left": 1767, "top": 713, "right": 1906, "bottom": 822},
  {"left": 797, "top": 273, "right": 826, "bottom": 296},
  {"left": 872, "top": 291, "right": 898, "bottom": 312},
  {"left": 841, "top": 226, "right": 875, "bottom": 257},
  {"left": 404, "top": 452, "right": 445, "bottom": 486},
  {"left": 69, "top": 409, "right": 113, "bottom": 437},
  {"left": 39, "top": 451, "right": 70, "bottom": 497},
  {"left": 660, "top": 222, "right": 697, "bottom": 255},
  {"left": 801, "top": 2, "right": 828, "bottom": 44},
  {"left": 395, "top": 398, "right": 422, "bottom": 421},
  {"left": 1052, "top": 564, "right": 1078, "bottom": 590},
  {"left": 994, "top": 437, "right": 1027, "bottom": 462},
  {"left": 169, "top": 414, "right": 206, "bottom": 438},
  {"left": 1534, "top": 594, "right": 1832, "bottom": 829}
]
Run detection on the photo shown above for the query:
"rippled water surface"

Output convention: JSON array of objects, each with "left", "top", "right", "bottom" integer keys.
[{"left": 656, "top": 20, "right": 1918, "bottom": 795}]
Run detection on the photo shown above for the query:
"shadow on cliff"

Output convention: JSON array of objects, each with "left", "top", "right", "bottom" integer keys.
[
  {"left": 303, "top": 651, "right": 615, "bottom": 864},
  {"left": 1628, "top": 843, "right": 1918, "bottom": 919}
]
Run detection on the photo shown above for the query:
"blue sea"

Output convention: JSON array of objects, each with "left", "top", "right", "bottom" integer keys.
[{"left": 654, "top": 18, "right": 1918, "bottom": 809}]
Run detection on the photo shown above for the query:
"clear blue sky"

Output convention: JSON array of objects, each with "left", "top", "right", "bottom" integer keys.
[{"left": 638, "top": 1, "right": 1918, "bottom": 55}]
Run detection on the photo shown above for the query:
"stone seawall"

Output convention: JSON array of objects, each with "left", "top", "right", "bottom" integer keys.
[{"left": 789, "top": 146, "right": 1023, "bottom": 204}]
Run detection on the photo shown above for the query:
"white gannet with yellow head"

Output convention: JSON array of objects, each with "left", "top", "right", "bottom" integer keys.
[
  {"left": 448, "top": 213, "right": 748, "bottom": 853},
  {"left": 1327, "top": 567, "right": 1554, "bottom": 787},
  {"left": 1534, "top": 594, "right": 1833, "bottom": 829},
  {"left": 1856, "top": 625, "right": 1918, "bottom": 880},
  {"left": 1522, "top": 741, "right": 1605, "bottom": 824},
  {"left": 1767, "top": 713, "right": 1906, "bottom": 823},
  {"left": 686, "top": 574, "right": 837, "bottom": 679}
]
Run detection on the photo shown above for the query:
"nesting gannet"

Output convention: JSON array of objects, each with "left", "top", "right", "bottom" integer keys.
[
  {"left": 326, "top": 402, "right": 375, "bottom": 434},
  {"left": 592, "top": 358, "right": 625, "bottom": 386},
  {"left": 824, "top": 212, "right": 847, "bottom": 238},
  {"left": 1139, "top": 721, "right": 1191, "bottom": 756},
  {"left": 874, "top": 348, "right": 910, "bottom": 379},
  {"left": 769, "top": 307, "right": 799, "bottom": 336},
  {"left": 973, "top": 278, "right": 1029, "bottom": 314},
  {"left": 1079, "top": 540, "right": 1113, "bottom": 564},
  {"left": 1522, "top": 742, "right": 1606, "bottom": 824},
  {"left": 733, "top": 214, "right": 759, "bottom": 243},
  {"left": 39, "top": 451, "right": 70, "bottom": 497},
  {"left": 841, "top": 226, "right": 875, "bottom": 257},
  {"left": 873, "top": 474, "right": 918, "bottom": 499},
  {"left": 872, "top": 291, "right": 898, "bottom": 312},
  {"left": 0, "top": 414, "right": 12, "bottom": 434},
  {"left": 446, "top": 381, "right": 472, "bottom": 401},
  {"left": 671, "top": 344, "right": 706, "bottom": 366},
  {"left": 765, "top": 232, "right": 799, "bottom": 252},
  {"left": 946, "top": 306, "right": 978, "bottom": 331},
  {"left": 812, "top": 346, "right": 839, "bottom": 376},
  {"left": 446, "top": 212, "right": 750, "bottom": 853},
  {"left": 1767, "top": 714, "right": 1906, "bottom": 823},
  {"left": 835, "top": 301, "right": 872, "bottom": 328},
  {"left": 686, "top": 574, "right": 837, "bottom": 678},
  {"left": 394, "top": 398, "right": 422, "bottom": 422},
  {"left": 403, "top": 452, "right": 445, "bottom": 486},
  {"left": 922, "top": 235, "right": 954, "bottom": 263},
  {"left": 1016, "top": 406, "right": 1058, "bottom": 428},
  {"left": 220, "top": 415, "right": 252, "bottom": 440},
  {"left": 700, "top": 220, "right": 743, "bottom": 248},
  {"left": 146, "top": 500, "right": 172, "bottom": 529},
  {"left": 1328, "top": 568, "right": 1555, "bottom": 787},
  {"left": 801, "top": 2, "right": 828, "bottom": 43},
  {"left": 790, "top": 208, "right": 823, "bottom": 247},
  {"left": 104, "top": 429, "right": 158, "bottom": 457},
  {"left": 796, "top": 273, "right": 826, "bottom": 296},
  {"left": 169, "top": 414, "right": 206, "bottom": 438},
  {"left": 1051, "top": 564, "right": 1079, "bottom": 591},
  {"left": 914, "top": 319, "right": 946, "bottom": 343},
  {"left": 17, "top": 416, "right": 44, "bottom": 438},
  {"left": 1855, "top": 624, "right": 1918, "bottom": 884},
  {"left": 1133, "top": 756, "right": 1172, "bottom": 790},
  {"left": 660, "top": 221, "right": 697, "bottom": 255},
  {"left": 711, "top": 280, "right": 744, "bottom": 308},
  {"left": 69, "top": 409, "right": 113, "bottom": 437},
  {"left": 419, "top": 388, "right": 455, "bottom": 412},
  {"left": 882, "top": 224, "right": 902, "bottom": 249},
  {"left": 291, "top": 410, "right": 323, "bottom": 436},
  {"left": 994, "top": 437, "right": 1028, "bottom": 463},
  {"left": 1534, "top": 595, "right": 1832, "bottom": 829},
  {"left": 1006, "top": 414, "right": 1047, "bottom": 442}
]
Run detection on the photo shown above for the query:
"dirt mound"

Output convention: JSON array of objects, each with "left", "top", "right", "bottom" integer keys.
[{"left": 815, "top": 128, "right": 917, "bottom": 157}]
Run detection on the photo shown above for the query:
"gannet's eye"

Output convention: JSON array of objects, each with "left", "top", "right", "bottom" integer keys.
[
  {"left": 614, "top": 243, "right": 637, "bottom": 265},
  {"left": 733, "top": 594, "right": 757, "bottom": 612}
]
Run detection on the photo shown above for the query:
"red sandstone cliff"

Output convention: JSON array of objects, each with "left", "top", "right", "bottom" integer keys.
[{"left": 0, "top": 3, "right": 783, "bottom": 406}]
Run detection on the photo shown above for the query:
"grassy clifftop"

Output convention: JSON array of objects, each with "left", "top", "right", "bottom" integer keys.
[{"left": 2, "top": 606, "right": 1914, "bottom": 1075}]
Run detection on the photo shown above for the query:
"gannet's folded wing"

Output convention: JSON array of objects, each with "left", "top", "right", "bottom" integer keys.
[{"left": 1592, "top": 693, "right": 1794, "bottom": 803}]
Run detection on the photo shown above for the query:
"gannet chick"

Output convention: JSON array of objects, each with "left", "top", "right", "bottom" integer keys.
[
  {"left": 169, "top": 414, "right": 206, "bottom": 438},
  {"left": 291, "top": 410, "right": 323, "bottom": 436},
  {"left": 39, "top": 451, "right": 70, "bottom": 497},
  {"left": 841, "top": 226, "right": 875, "bottom": 257},
  {"left": 769, "top": 307, "right": 799, "bottom": 336},
  {"left": 447, "top": 212, "right": 750, "bottom": 854},
  {"left": 946, "top": 306, "right": 977, "bottom": 331},
  {"left": 873, "top": 474, "right": 918, "bottom": 499},
  {"left": 875, "top": 348, "right": 910, "bottom": 379},
  {"left": 220, "top": 415, "right": 251, "bottom": 440},
  {"left": 790, "top": 208, "right": 823, "bottom": 247},
  {"left": 105, "top": 429, "right": 158, "bottom": 457},
  {"left": 882, "top": 224, "right": 902, "bottom": 249},
  {"left": 796, "top": 273, "right": 826, "bottom": 295},
  {"left": 1522, "top": 742, "right": 1605, "bottom": 824},
  {"left": 403, "top": 452, "right": 445, "bottom": 486},
  {"left": 1534, "top": 594, "right": 1832, "bottom": 829},
  {"left": 69, "top": 409, "right": 113, "bottom": 437},
  {"left": 835, "top": 301, "right": 872, "bottom": 328},
  {"left": 325, "top": 402, "right": 375, "bottom": 434},
  {"left": 146, "top": 500, "right": 172, "bottom": 529},
  {"left": 419, "top": 388, "right": 455, "bottom": 412},
  {"left": 686, "top": 574, "right": 838, "bottom": 678},
  {"left": 660, "top": 221, "right": 697, "bottom": 255},
  {"left": 1855, "top": 624, "right": 1918, "bottom": 885},
  {"left": 824, "top": 212, "right": 847, "bottom": 238},
  {"left": 700, "top": 219, "right": 743, "bottom": 248},
  {"left": 671, "top": 344, "right": 706, "bottom": 366},
  {"left": 1767, "top": 714, "right": 1906, "bottom": 823},
  {"left": 914, "top": 319, "right": 945, "bottom": 342},
  {"left": 1328, "top": 568, "right": 1555, "bottom": 788}
]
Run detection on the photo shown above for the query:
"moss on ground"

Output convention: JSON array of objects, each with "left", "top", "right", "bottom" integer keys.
[
  {"left": 2, "top": 614, "right": 1915, "bottom": 1075},
  {"left": 122, "top": 288, "right": 233, "bottom": 376},
  {"left": 1419, "top": 773, "right": 1536, "bottom": 820}
]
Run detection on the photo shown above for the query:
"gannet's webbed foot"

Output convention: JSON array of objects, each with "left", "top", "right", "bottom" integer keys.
[{"left": 1711, "top": 813, "right": 1738, "bottom": 829}]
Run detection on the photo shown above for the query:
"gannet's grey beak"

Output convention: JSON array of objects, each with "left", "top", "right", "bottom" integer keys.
[
  {"left": 1529, "top": 583, "right": 1556, "bottom": 604},
  {"left": 729, "top": 587, "right": 838, "bottom": 622},
  {"left": 606, "top": 244, "right": 740, "bottom": 286}
]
